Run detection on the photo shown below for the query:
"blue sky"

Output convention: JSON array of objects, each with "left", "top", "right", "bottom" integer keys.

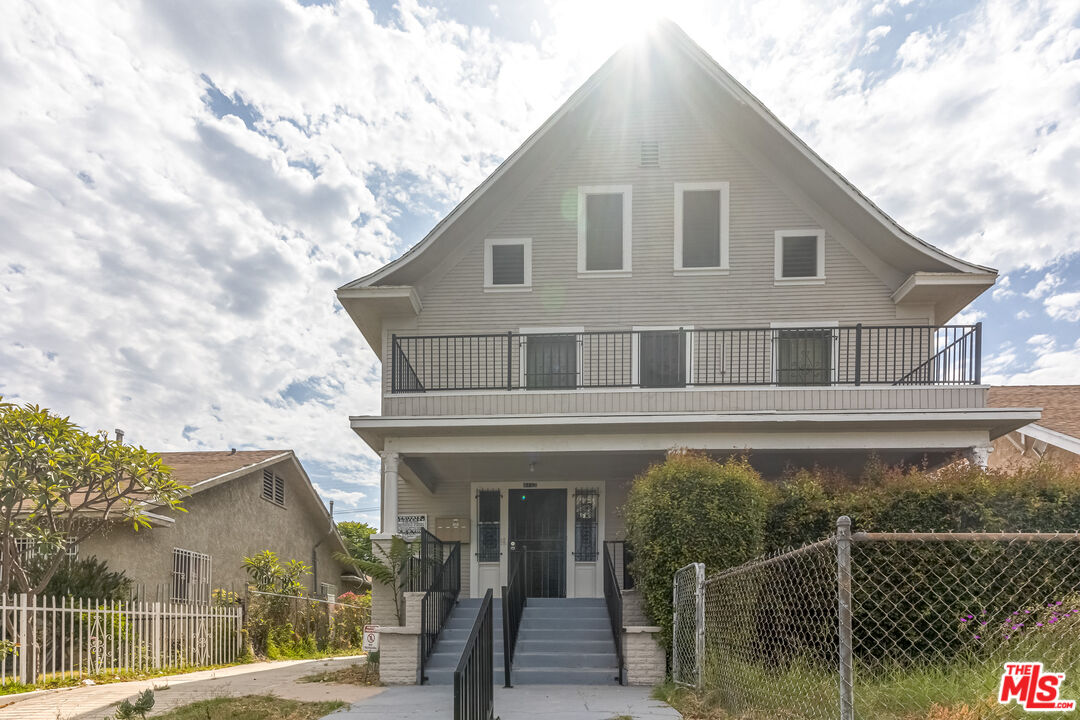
[{"left": 1, "top": 0, "right": 1079, "bottom": 527}]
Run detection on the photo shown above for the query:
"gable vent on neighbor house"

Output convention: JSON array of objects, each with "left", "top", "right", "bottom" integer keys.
[
  {"left": 262, "top": 468, "right": 285, "bottom": 506},
  {"left": 640, "top": 141, "right": 660, "bottom": 167}
]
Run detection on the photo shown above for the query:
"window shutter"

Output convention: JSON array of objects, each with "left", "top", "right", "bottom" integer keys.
[
  {"left": 262, "top": 469, "right": 274, "bottom": 501},
  {"left": 274, "top": 474, "right": 285, "bottom": 505},
  {"left": 490, "top": 244, "right": 525, "bottom": 285},
  {"left": 782, "top": 235, "right": 819, "bottom": 277}
]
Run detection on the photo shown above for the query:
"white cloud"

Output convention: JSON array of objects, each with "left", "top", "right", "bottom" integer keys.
[
  {"left": 952, "top": 309, "right": 985, "bottom": 325},
  {"left": 989, "top": 338, "right": 1080, "bottom": 385},
  {"left": 1024, "top": 272, "right": 1063, "bottom": 299},
  {"left": 1045, "top": 291, "right": 1080, "bottom": 321},
  {"left": 1016, "top": 310, "right": 1031, "bottom": 319},
  {"left": 992, "top": 274, "right": 1016, "bottom": 300}
]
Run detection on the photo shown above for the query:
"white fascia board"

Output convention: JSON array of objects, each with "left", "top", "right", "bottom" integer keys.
[{"left": 1018, "top": 424, "right": 1080, "bottom": 457}]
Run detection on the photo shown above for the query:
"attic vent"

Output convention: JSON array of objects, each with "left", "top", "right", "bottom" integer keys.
[
  {"left": 262, "top": 468, "right": 285, "bottom": 506},
  {"left": 640, "top": 141, "right": 660, "bottom": 167}
]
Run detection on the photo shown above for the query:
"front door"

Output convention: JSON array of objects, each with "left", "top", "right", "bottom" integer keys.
[{"left": 509, "top": 489, "right": 567, "bottom": 598}]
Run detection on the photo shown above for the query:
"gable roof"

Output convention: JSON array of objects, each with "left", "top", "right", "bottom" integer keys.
[
  {"left": 339, "top": 20, "right": 994, "bottom": 301},
  {"left": 158, "top": 450, "right": 290, "bottom": 489},
  {"left": 988, "top": 386, "right": 1080, "bottom": 440}
]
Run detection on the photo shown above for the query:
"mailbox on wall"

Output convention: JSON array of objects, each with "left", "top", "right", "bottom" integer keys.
[{"left": 434, "top": 516, "right": 469, "bottom": 543}]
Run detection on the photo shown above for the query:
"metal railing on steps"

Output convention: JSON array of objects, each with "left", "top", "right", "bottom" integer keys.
[
  {"left": 501, "top": 550, "right": 526, "bottom": 687},
  {"left": 454, "top": 588, "right": 494, "bottom": 720},
  {"left": 604, "top": 542, "right": 626, "bottom": 685},
  {"left": 419, "top": 536, "right": 460, "bottom": 684}
]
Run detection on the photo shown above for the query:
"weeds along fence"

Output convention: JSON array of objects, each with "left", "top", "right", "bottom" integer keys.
[
  {"left": 0, "top": 594, "right": 243, "bottom": 686},
  {"left": 243, "top": 589, "right": 371, "bottom": 658},
  {"left": 673, "top": 518, "right": 1080, "bottom": 720}
]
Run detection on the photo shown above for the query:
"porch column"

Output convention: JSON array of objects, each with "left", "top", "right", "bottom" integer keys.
[
  {"left": 382, "top": 450, "right": 400, "bottom": 534},
  {"left": 965, "top": 444, "right": 991, "bottom": 469}
]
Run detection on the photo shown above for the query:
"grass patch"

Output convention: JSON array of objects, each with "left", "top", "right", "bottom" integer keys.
[
  {"left": 150, "top": 695, "right": 346, "bottom": 719},
  {"left": 0, "top": 662, "right": 249, "bottom": 696},
  {"left": 299, "top": 662, "right": 379, "bottom": 686}
]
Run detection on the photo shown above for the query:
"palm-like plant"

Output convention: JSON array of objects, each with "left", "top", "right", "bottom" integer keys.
[{"left": 336, "top": 536, "right": 415, "bottom": 625}]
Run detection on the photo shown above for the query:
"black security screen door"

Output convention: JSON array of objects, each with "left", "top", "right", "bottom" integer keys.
[{"left": 508, "top": 489, "right": 567, "bottom": 598}]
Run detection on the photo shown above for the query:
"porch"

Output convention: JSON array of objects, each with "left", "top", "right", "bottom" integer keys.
[{"left": 358, "top": 405, "right": 1038, "bottom": 604}]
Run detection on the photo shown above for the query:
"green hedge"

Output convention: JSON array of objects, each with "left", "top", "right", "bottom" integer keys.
[
  {"left": 624, "top": 452, "right": 772, "bottom": 650},
  {"left": 625, "top": 454, "right": 1080, "bottom": 667}
]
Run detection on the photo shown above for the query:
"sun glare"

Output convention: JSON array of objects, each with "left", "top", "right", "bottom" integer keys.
[{"left": 563, "top": 0, "right": 668, "bottom": 53}]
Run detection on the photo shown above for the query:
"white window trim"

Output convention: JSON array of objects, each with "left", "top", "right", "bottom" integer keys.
[
  {"left": 631, "top": 325, "right": 694, "bottom": 386},
  {"left": 518, "top": 326, "right": 584, "bottom": 389},
  {"left": 484, "top": 237, "right": 532, "bottom": 292},
  {"left": 769, "top": 321, "right": 839, "bottom": 384},
  {"left": 774, "top": 229, "right": 826, "bottom": 285},
  {"left": 577, "top": 185, "right": 632, "bottom": 277},
  {"left": 674, "top": 181, "right": 730, "bottom": 274}
]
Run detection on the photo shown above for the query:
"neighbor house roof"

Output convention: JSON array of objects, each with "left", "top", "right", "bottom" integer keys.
[
  {"left": 988, "top": 386, "right": 1080, "bottom": 440},
  {"left": 158, "top": 449, "right": 291, "bottom": 490}
]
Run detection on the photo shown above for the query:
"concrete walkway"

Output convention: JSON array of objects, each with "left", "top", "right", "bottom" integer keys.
[
  {"left": 0, "top": 656, "right": 383, "bottom": 719},
  {"left": 327, "top": 684, "right": 681, "bottom": 720}
]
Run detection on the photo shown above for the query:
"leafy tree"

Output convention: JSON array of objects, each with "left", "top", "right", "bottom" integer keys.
[
  {"left": 0, "top": 397, "right": 187, "bottom": 596},
  {"left": 337, "top": 521, "right": 377, "bottom": 565},
  {"left": 242, "top": 550, "right": 311, "bottom": 595}
]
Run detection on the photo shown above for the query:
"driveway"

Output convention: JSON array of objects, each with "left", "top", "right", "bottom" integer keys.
[
  {"left": 327, "top": 684, "right": 681, "bottom": 720},
  {"left": 0, "top": 656, "right": 382, "bottom": 719}
]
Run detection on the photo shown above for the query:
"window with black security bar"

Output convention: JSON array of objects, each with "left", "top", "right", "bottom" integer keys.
[
  {"left": 574, "top": 488, "right": 599, "bottom": 561},
  {"left": 476, "top": 490, "right": 500, "bottom": 563},
  {"left": 639, "top": 330, "right": 686, "bottom": 388},
  {"left": 526, "top": 334, "right": 577, "bottom": 389},
  {"left": 776, "top": 328, "right": 833, "bottom": 386}
]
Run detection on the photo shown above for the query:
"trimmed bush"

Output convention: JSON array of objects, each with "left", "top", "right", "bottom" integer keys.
[{"left": 624, "top": 451, "right": 772, "bottom": 650}]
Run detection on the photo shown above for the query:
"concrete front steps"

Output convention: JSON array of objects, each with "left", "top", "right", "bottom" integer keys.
[
  {"left": 423, "top": 597, "right": 619, "bottom": 686},
  {"left": 423, "top": 597, "right": 505, "bottom": 685}
]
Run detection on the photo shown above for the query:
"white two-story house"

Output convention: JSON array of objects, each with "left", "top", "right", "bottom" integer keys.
[{"left": 337, "top": 23, "right": 1037, "bottom": 614}]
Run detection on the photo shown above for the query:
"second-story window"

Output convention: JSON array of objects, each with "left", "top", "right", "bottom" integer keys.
[
  {"left": 263, "top": 468, "right": 285, "bottom": 506},
  {"left": 674, "top": 182, "right": 729, "bottom": 272},
  {"left": 578, "top": 186, "right": 632, "bottom": 275},
  {"left": 775, "top": 229, "right": 825, "bottom": 283},
  {"left": 484, "top": 238, "right": 531, "bottom": 291}
]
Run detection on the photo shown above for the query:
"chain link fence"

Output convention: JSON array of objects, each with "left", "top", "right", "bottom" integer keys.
[{"left": 673, "top": 518, "right": 1080, "bottom": 719}]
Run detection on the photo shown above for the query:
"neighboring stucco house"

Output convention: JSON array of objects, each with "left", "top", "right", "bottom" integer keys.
[
  {"left": 333, "top": 22, "right": 1039, "bottom": 684},
  {"left": 80, "top": 450, "right": 358, "bottom": 602},
  {"left": 988, "top": 386, "right": 1080, "bottom": 470}
]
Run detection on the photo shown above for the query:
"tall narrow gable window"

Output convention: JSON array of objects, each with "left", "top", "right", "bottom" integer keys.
[
  {"left": 578, "top": 186, "right": 632, "bottom": 275},
  {"left": 775, "top": 229, "right": 825, "bottom": 283},
  {"left": 263, "top": 468, "right": 285, "bottom": 506},
  {"left": 484, "top": 238, "right": 531, "bottom": 291},
  {"left": 674, "top": 182, "right": 729, "bottom": 272}
]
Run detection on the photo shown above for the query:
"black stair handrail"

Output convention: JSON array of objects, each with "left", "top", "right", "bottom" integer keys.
[
  {"left": 603, "top": 542, "right": 626, "bottom": 685},
  {"left": 501, "top": 549, "right": 527, "bottom": 687},
  {"left": 419, "top": 541, "right": 461, "bottom": 684},
  {"left": 454, "top": 588, "right": 495, "bottom": 720}
]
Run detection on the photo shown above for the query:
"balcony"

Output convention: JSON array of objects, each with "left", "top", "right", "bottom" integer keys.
[{"left": 389, "top": 324, "right": 982, "bottom": 394}]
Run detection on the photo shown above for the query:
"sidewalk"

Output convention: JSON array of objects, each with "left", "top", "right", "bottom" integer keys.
[
  {"left": 329, "top": 684, "right": 682, "bottom": 720},
  {"left": 0, "top": 656, "right": 383, "bottom": 719}
]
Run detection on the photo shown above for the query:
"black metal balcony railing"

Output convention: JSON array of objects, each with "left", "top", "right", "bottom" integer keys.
[{"left": 390, "top": 323, "right": 982, "bottom": 394}]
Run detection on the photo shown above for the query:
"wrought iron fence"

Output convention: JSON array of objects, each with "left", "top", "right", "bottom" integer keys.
[
  {"left": 390, "top": 324, "right": 981, "bottom": 393},
  {"left": 673, "top": 518, "right": 1080, "bottom": 719},
  {"left": 0, "top": 594, "right": 242, "bottom": 685}
]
